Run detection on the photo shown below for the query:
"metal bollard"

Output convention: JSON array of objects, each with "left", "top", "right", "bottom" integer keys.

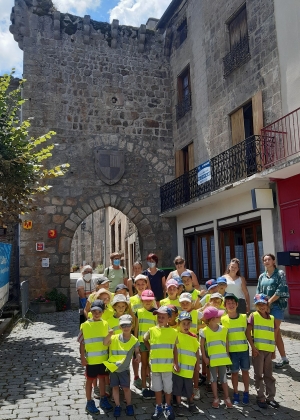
[{"left": 15, "top": 280, "right": 36, "bottom": 327}]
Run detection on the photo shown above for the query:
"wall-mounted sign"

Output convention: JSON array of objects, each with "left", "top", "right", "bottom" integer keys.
[
  {"left": 36, "top": 242, "right": 44, "bottom": 251},
  {"left": 197, "top": 160, "right": 211, "bottom": 185},
  {"left": 42, "top": 258, "right": 49, "bottom": 268},
  {"left": 48, "top": 229, "right": 57, "bottom": 238},
  {"left": 23, "top": 220, "right": 33, "bottom": 230}
]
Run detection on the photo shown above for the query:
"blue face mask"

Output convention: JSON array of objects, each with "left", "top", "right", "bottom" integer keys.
[
  {"left": 147, "top": 262, "right": 156, "bottom": 268},
  {"left": 113, "top": 259, "right": 120, "bottom": 266}
]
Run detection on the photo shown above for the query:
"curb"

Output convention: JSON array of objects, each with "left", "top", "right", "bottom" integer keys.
[{"left": 281, "top": 327, "right": 300, "bottom": 341}]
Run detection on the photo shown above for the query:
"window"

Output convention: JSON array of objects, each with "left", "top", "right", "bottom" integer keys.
[
  {"left": 175, "top": 142, "right": 194, "bottom": 177},
  {"left": 223, "top": 4, "right": 250, "bottom": 77},
  {"left": 185, "top": 230, "right": 216, "bottom": 283},
  {"left": 176, "top": 66, "right": 191, "bottom": 120},
  {"left": 118, "top": 222, "right": 122, "bottom": 251},
  {"left": 175, "top": 18, "right": 187, "bottom": 48},
  {"left": 111, "top": 223, "right": 115, "bottom": 253},
  {"left": 219, "top": 220, "right": 264, "bottom": 284}
]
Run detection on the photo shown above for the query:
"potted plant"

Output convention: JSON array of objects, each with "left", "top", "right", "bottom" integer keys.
[
  {"left": 30, "top": 295, "right": 57, "bottom": 314},
  {"left": 45, "top": 288, "right": 68, "bottom": 311}
]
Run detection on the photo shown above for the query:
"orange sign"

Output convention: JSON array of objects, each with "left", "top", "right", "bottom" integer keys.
[
  {"left": 48, "top": 229, "right": 57, "bottom": 238},
  {"left": 23, "top": 220, "right": 32, "bottom": 230}
]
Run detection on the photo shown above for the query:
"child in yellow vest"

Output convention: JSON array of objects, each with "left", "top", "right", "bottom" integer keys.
[
  {"left": 144, "top": 306, "right": 178, "bottom": 420},
  {"left": 78, "top": 299, "right": 112, "bottom": 415},
  {"left": 160, "top": 279, "right": 181, "bottom": 312},
  {"left": 166, "top": 304, "right": 179, "bottom": 329},
  {"left": 246, "top": 293, "right": 279, "bottom": 409},
  {"left": 134, "top": 289, "right": 157, "bottom": 399},
  {"left": 200, "top": 306, "right": 233, "bottom": 409},
  {"left": 222, "top": 293, "right": 250, "bottom": 405},
  {"left": 173, "top": 311, "right": 200, "bottom": 416},
  {"left": 103, "top": 314, "right": 141, "bottom": 417},
  {"left": 107, "top": 294, "right": 130, "bottom": 335},
  {"left": 180, "top": 271, "right": 201, "bottom": 309}
]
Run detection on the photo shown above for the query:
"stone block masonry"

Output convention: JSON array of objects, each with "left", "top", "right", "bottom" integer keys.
[{"left": 10, "top": 0, "right": 177, "bottom": 299}]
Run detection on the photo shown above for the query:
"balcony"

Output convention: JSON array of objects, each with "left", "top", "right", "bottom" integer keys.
[
  {"left": 176, "top": 92, "right": 192, "bottom": 121},
  {"left": 223, "top": 34, "right": 251, "bottom": 78}
]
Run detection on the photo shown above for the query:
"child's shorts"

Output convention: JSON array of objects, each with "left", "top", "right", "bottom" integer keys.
[
  {"left": 230, "top": 350, "right": 250, "bottom": 373},
  {"left": 139, "top": 342, "right": 149, "bottom": 352},
  {"left": 210, "top": 365, "right": 227, "bottom": 383},
  {"left": 172, "top": 373, "right": 193, "bottom": 398},
  {"left": 85, "top": 363, "right": 108, "bottom": 379},
  {"left": 151, "top": 372, "right": 173, "bottom": 394},
  {"left": 110, "top": 370, "right": 130, "bottom": 388}
]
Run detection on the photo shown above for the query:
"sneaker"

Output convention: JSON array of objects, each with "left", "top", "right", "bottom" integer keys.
[
  {"left": 188, "top": 403, "right": 199, "bottom": 414},
  {"left": 151, "top": 405, "right": 163, "bottom": 419},
  {"left": 113, "top": 405, "right": 122, "bottom": 417},
  {"left": 125, "top": 405, "right": 135, "bottom": 416},
  {"left": 275, "top": 358, "right": 289, "bottom": 369},
  {"left": 86, "top": 400, "right": 100, "bottom": 415},
  {"left": 175, "top": 404, "right": 185, "bottom": 416},
  {"left": 142, "top": 388, "right": 155, "bottom": 399},
  {"left": 267, "top": 399, "right": 280, "bottom": 408},
  {"left": 193, "top": 388, "right": 200, "bottom": 400},
  {"left": 181, "top": 396, "right": 187, "bottom": 401},
  {"left": 206, "top": 383, "right": 212, "bottom": 393},
  {"left": 93, "top": 385, "right": 100, "bottom": 399},
  {"left": 105, "top": 384, "right": 111, "bottom": 397},
  {"left": 257, "top": 400, "right": 268, "bottom": 409},
  {"left": 242, "top": 391, "right": 249, "bottom": 405},
  {"left": 198, "top": 374, "right": 206, "bottom": 386},
  {"left": 133, "top": 377, "right": 143, "bottom": 389},
  {"left": 233, "top": 392, "right": 240, "bottom": 405},
  {"left": 164, "top": 404, "right": 175, "bottom": 420},
  {"left": 100, "top": 395, "right": 113, "bottom": 411}
]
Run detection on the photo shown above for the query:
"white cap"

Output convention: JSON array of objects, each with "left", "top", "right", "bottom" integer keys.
[{"left": 179, "top": 292, "right": 192, "bottom": 303}]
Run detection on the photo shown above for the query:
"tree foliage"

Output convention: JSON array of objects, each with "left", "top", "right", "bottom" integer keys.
[{"left": 0, "top": 72, "right": 69, "bottom": 223}]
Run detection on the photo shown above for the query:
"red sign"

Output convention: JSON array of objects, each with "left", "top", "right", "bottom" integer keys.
[
  {"left": 23, "top": 220, "right": 32, "bottom": 230},
  {"left": 36, "top": 242, "right": 44, "bottom": 251},
  {"left": 48, "top": 229, "right": 57, "bottom": 238}
]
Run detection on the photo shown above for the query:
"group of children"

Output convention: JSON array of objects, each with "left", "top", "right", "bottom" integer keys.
[{"left": 78, "top": 271, "right": 279, "bottom": 417}]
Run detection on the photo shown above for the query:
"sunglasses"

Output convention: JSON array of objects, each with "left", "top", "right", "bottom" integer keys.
[
  {"left": 175, "top": 261, "right": 184, "bottom": 265},
  {"left": 120, "top": 324, "right": 132, "bottom": 328}
]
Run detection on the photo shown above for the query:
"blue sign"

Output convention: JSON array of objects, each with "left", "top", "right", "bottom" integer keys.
[
  {"left": 197, "top": 160, "right": 211, "bottom": 185},
  {"left": 0, "top": 243, "right": 12, "bottom": 309}
]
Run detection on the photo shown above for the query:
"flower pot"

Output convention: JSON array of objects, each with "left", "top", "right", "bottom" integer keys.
[{"left": 30, "top": 301, "right": 56, "bottom": 314}]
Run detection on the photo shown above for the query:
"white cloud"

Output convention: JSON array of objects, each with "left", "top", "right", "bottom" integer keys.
[
  {"left": 109, "top": 0, "right": 172, "bottom": 27},
  {"left": 53, "top": 0, "right": 102, "bottom": 16}
]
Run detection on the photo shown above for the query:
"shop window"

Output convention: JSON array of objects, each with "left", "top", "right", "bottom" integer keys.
[
  {"left": 185, "top": 231, "right": 216, "bottom": 283},
  {"left": 176, "top": 66, "right": 191, "bottom": 121},
  {"left": 175, "top": 142, "right": 194, "bottom": 177},
  {"left": 219, "top": 220, "right": 264, "bottom": 284}
]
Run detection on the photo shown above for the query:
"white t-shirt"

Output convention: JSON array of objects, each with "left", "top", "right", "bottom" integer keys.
[
  {"left": 225, "top": 276, "right": 245, "bottom": 299},
  {"left": 76, "top": 277, "right": 97, "bottom": 297}
]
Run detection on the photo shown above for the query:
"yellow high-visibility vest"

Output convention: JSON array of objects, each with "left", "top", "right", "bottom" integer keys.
[
  {"left": 81, "top": 320, "right": 109, "bottom": 364},
  {"left": 149, "top": 326, "right": 178, "bottom": 372},
  {"left": 130, "top": 294, "right": 143, "bottom": 313},
  {"left": 173, "top": 332, "right": 199, "bottom": 378},
  {"left": 137, "top": 308, "right": 157, "bottom": 342},
  {"left": 221, "top": 314, "right": 248, "bottom": 352},
  {"left": 204, "top": 325, "right": 232, "bottom": 367},
  {"left": 253, "top": 311, "right": 275, "bottom": 352},
  {"left": 188, "top": 309, "right": 198, "bottom": 334},
  {"left": 103, "top": 334, "right": 138, "bottom": 372},
  {"left": 107, "top": 315, "right": 122, "bottom": 335},
  {"left": 160, "top": 297, "right": 181, "bottom": 313}
]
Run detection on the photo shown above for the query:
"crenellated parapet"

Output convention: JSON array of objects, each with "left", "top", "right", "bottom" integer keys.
[{"left": 9, "top": 0, "right": 163, "bottom": 53}]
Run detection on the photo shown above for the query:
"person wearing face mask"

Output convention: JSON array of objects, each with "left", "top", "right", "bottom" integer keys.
[
  {"left": 104, "top": 252, "right": 128, "bottom": 293},
  {"left": 76, "top": 265, "right": 97, "bottom": 325},
  {"left": 143, "top": 253, "right": 166, "bottom": 304}
]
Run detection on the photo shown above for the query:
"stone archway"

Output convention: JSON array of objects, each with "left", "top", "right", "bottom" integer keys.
[{"left": 14, "top": 1, "right": 178, "bottom": 300}]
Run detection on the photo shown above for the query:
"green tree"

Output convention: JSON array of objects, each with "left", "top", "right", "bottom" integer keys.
[{"left": 0, "top": 72, "right": 69, "bottom": 223}]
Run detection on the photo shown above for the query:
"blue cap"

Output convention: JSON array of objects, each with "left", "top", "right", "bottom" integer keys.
[
  {"left": 205, "top": 279, "right": 217, "bottom": 291},
  {"left": 177, "top": 279, "right": 184, "bottom": 286},
  {"left": 217, "top": 276, "right": 227, "bottom": 284},
  {"left": 178, "top": 311, "right": 192, "bottom": 321},
  {"left": 181, "top": 271, "right": 192, "bottom": 278},
  {"left": 254, "top": 293, "right": 269, "bottom": 304}
]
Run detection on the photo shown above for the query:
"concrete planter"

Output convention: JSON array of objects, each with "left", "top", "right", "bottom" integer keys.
[{"left": 30, "top": 301, "right": 56, "bottom": 314}]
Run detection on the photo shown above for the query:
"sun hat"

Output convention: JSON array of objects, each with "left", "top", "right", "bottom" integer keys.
[
  {"left": 179, "top": 292, "right": 192, "bottom": 303},
  {"left": 203, "top": 306, "right": 225, "bottom": 320},
  {"left": 111, "top": 294, "right": 129, "bottom": 306},
  {"left": 141, "top": 290, "right": 155, "bottom": 301},
  {"left": 91, "top": 299, "right": 105, "bottom": 312}
]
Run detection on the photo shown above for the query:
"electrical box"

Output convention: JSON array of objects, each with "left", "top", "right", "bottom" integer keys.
[{"left": 277, "top": 252, "right": 300, "bottom": 266}]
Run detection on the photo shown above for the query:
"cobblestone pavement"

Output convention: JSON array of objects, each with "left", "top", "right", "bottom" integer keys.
[{"left": 0, "top": 311, "right": 300, "bottom": 420}]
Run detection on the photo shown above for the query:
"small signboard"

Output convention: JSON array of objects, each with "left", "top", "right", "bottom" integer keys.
[
  {"left": 197, "top": 160, "right": 211, "bottom": 185},
  {"left": 36, "top": 242, "right": 45, "bottom": 251},
  {"left": 42, "top": 258, "right": 49, "bottom": 268},
  {"left": 23, "top": 220, "right": 33, "bottom": 229},
  {"left": 48, "top": 229, "right": 57, "bottom": 238}
]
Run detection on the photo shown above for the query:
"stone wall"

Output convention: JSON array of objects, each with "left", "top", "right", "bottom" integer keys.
[{"left": 10, "top": 0, "right": 177, "bottom": 300}]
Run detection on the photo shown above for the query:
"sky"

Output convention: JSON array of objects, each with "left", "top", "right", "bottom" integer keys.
[{"left": 0, "top": 0, "right": 172, "bottom": 77}]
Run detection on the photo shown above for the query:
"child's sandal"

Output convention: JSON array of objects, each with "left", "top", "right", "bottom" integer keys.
[
  {"left": 212, "top": 399, "right": 220, "bottom": 409},
  {"left": 225, "top": 397, "right": 233, "bottom": 408}
]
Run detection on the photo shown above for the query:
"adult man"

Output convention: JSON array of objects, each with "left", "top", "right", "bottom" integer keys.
[
  {"left": 76, "top": 264, "right": 96, "bottom": 324},
  {"left": 104, "top": 252, "right": 128, "bottom": 292}
]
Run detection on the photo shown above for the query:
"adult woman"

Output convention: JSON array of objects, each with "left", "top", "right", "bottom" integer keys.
[
  {"left": 223, "top": 258, "right": 250, "bottom": 314},
  {"left": 257, "top": 253, "right": 290, "bottom": 368},
  {"left": 167, "top": 256, "right": 201, "bottom": 291},
  {"left": 104, "top": 252, "right": 128, "bottom": 293},
  {"left": 127, "top": 261, "right": 149, "bottom": 296},
  {"left": 142, "top": 253, "right": 166, "bottom": 303},
  {"left": 76, "top": 264, "right": 96, "bottom": 325}
]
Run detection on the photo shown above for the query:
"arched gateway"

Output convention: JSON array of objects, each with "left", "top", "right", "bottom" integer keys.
[{"left": 10, "top": 0, "right": 177, "bottom": 299}]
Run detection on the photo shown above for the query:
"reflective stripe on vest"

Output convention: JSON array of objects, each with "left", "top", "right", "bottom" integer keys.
[
  {"left": 149, "top": 326, "right": 178, "bottom": 373},
  {"left": 174, "top": 332, "right": 199, "bottom": 378},
  {"left": 188, "top": 310, "right": 198, "bottom": 334},
  {"left": 221, "top": 314, "right": 248, "bottom": 352},
  {"left": 253, "top": 312, "right": 275, "bottom": 352},
  {"left": 130, "top": 295, "right": 143, "bottom": 313},
  {"left": 81, "top": 320, "right": 109, "bottom": 365},
  {"left": 137, "top": 308, "right": 156, "bottom": 342},
  {"left": 204, "top": 326, "right": 232, "bottom": 367},
  {"left": 103, "top": 334, "right": 138, "bottom": 372}
]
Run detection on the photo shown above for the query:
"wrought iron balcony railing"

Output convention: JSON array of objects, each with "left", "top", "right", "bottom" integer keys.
[
  {"left": 160, "top": 135, "right": 264, "bottom": 213},
  {"left": 176, "top": 92, "right": 192, "bottom": 121},
  {"left": 223, "top": 34, "right": 251, "bottom": 78}
]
